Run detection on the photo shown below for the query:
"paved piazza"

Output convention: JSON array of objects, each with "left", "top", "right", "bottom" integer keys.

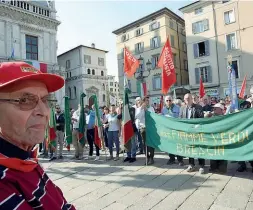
[{"left": 40, "top": 150, "right": 253, "bottom": 210}]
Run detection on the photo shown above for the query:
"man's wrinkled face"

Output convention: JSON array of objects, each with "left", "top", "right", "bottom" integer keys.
[
  {"left": 144, "top": 97, "right": 150, "bottom": 106},
  {"left": 213, "top": 107, "right": 223, "bottom": 116},
  {"left": 56, "top": 106, "right": 61, "bottom": 113},
  {"left": 184, "top": 94, "right": 193, "bottom": 106},
  {"left": 0, "top": 81, "right": 50, "bottom": 150},
  {"left": 165, "top": 97, "right": 173, "bottom": 107}
]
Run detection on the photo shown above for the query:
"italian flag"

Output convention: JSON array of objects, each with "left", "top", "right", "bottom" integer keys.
[
  {"left": 122, "top": 79, "right": 134, "bottom": 146},
  {"left": 25, "top": 61, "right": 47, "bottom": 73},
  {"left": 78, "top": 93, "right": 86, "bottom": 145},
  {"left": 137, "top": 80, "right": 147, "bottom": 98},
  {"left": 91, "top": 95, "right": 104, "bottom": 149},
  {"left": 64, "top": 96, "right": 72, "bottom": 151},
  {"left": 47, "top": 107, "right": 57, "bottom": 151}
]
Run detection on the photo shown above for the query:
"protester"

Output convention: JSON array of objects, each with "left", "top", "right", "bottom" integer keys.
[
  {"left": 161, "top": 95, "right": 184, "bottom": 166},
  {"left": 134, "top": 97, "right": 144, "bottom": 155},
  {"left": 108, "top": 104, "right": 121, "bottom": 161},
  {"left": 136, "top": 96, "right": 155, "bottom": 165},
  {"left": 50, "top": 105, "right": 65, "bottom": 161},
  {"left": 71, "top": 105, "right": 84, "bottom": 159},
  {"left": 179, "top": 93, "right": 205, "bottom": 174},
  {"left": 102, "top": 106, "right": 110, "bottom": 149},
  {"left": 208, "top": 103, "right": 228, "bottom": 173},
  {"left": 0, "top": 62, "right": 75, "bottom": 209},
  {"left": 202, "top": 95, "right": 212, "bottom": 112},
  {"left": 85, "top": 105, "right": 100, "bottom": 160},
  {"left": 192, "top": 94, "right": 199, "bottom": 104},
  {"left": 174, "top": 98, "right": 182, "bottom": 107}
]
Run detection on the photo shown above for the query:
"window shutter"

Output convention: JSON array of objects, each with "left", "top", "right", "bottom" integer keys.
[
  {"left": 195, "top": 68, "right": 200, "bottom": 84},
  {"left": 207, "top": 66, "right": 212, "bottom": 83},
  {"left": 149, "top": 24, "right": 152, "bottom": 31},
  {"left": 203, "top": 19, "right": 209, "bottom": 31},
  {"left": 141, "top": 42, "right": 144, "bottom": 52},
  {"left": 150, "top": 38, "right": 153, "bottom": 49},
  {"left": 224, "top": 12, "right": 229, "bottom": 24},
  {"left": 135, "top": 30, "right": 138, "bottom": 37},
  {"left": 152, "top": 77, "right": 155, "bottom": 90},
  {"left": 226, "top": 35, "right": 231, "bottom": 51},
  {"left": 193, "top": 43, "right": 199, "bottom": 58},
  {"left": 205, "top": 40, "right": 210, "bottom": 56},
  {"left": 135, "top": 44, "right": 138, "bottom": 54},
  {"left": 159, "top": 76, "right": 162, "bottom": 89},
  {"left": 151, "top": 57, "right": 155, "bottom": 69},
  {"left": 192, "top": 23, "right": 196, "bottom": 34},
  {"left": 158, "top": 36, "right": 161, "bottom": 47},
  {"left": 157, "top": 22, "right": 160, "bottom": 28}
]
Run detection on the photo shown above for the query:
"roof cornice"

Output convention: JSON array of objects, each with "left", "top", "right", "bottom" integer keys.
[{"left": 112, "top": 7, "right": 184, "bottom": 35}]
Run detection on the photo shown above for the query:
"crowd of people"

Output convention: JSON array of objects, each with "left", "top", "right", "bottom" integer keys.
[{"left": 40, "top": 90, "right": 253, "bottom": 175}]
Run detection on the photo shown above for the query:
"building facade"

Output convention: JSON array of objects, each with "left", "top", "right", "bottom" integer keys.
[
  {"left": 180, "top": 0, "right": 253, "bottom": 97},
  {"left": 0, "top": 0, "right": 65, "bottom": 107},
  {"left": 57, "top": 44, "right": 109, "bottom": 109},
  {"left": 112, "top": 8, "right": 189, "bottom": 102},
  {"left": 108, "top": 75, "right": 120, "bottom": 104}
]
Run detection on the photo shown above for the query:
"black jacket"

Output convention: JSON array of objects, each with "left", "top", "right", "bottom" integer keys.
[
  {"left": 179, "top": 104, "right": 204, "bottom": 119},
  {"left": 55, "top": 113, "right": 65, "bottom": 132}
]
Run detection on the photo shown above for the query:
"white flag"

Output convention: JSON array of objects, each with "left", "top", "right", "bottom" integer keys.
[{"left": 109, "top": 95, "right": 116, "bottom": 105}]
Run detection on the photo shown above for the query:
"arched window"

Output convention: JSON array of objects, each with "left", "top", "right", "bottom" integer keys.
[
  {"left": 103, "top": 94, "right": 106, "bottom": 102},
  {"left": 74, "top": 86, "right": 77, "bottom": 99},
  {"left": 102, "top": 83, "right": 105, "bottom": 91},
  {"left": 87, "top": 69, "right": 91, "bottom": 74},
  {"left": 92, "top": 69, "right": 95, "bottom": 75},
  {"left": 101, "top": 71, "right": 104, "bottom": 76},
  {"left": 68, "top": 87, "right": 71, "bottom": 99}
]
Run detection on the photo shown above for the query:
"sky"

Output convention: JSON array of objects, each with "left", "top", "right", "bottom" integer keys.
[{"left": 55, "top": 0, "right": 193, "bottom": 79}]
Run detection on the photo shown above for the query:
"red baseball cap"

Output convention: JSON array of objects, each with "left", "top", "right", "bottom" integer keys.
[{"left": 0, "top": 62, "right": 64, "bottom": 93}]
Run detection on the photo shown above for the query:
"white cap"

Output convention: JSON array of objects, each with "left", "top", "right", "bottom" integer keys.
[
  {"left": 135, "top": 97, "right": 141, "bottom": 101},
  {"left": 213, "top": 103, "right": 224, "bottom": 110},
  {"left": 246, "top": 97, "right": 253, "bottom": 103}
]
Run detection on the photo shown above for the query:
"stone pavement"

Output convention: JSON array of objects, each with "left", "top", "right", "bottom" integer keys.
[{"left": 40, "top": 150, "right": 253, "bottom": 210}]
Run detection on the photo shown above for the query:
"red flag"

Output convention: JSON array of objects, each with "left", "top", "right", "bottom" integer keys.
[
  {"left": 158, "top": 39, "right": 176, "bottom": 94},
  {"left": 199, "top": 77, "right": 205, "bottom": 98},
  {"left": 143, "top": 82, "right": 147, "bottom": 96},
  {"left": 40, "top": 63, "right": 47, "bottom": 73},
  {"left": 124, "top": 48, "right": 139, "bottom": 77},
  {"left": 239, "top": 75, "right": 247, "bottom": 99}
]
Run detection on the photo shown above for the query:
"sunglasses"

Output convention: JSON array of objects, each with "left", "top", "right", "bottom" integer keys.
[
  {"left": 166, "top": 99, "right": 172, "bottom": 102},
  {"left": 0, "top": 93, "right": 53, "bottom": 111}
]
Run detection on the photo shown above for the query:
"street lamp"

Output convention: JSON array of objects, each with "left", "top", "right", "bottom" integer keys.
[{"left": 134, "top": 55, "right": 152, "bottom": 82}]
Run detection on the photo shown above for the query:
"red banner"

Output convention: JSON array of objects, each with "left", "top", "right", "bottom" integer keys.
[
  {"left": 124, "top": 48, "right": 139, "bottom": 78},
  {"left": 199, "top": 77, "right": 205, "bottom": 98},
  {"left": 158, "top": 39, "right": 176, "bottom": 94},
  {"left": 239, "top": 75, "right": 247, "bottom": 99}
]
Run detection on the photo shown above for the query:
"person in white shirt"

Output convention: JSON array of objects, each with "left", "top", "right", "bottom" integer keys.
[
  {"left": 135, "top": 96, "right": 155, "bottom": 165},
  {"left": 71, "top": 105, "right": 84, "bottom": 159},
  {"left": 108, "top": 104, "right": 121, "bottom": 161},
  {"left": 134, "top": 97, "right": 144, "bottom": 155}
]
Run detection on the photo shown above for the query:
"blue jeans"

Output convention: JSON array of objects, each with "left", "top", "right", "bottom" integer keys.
[
  {"left": 108, "top": 131, "right": 119, "bottom": 155},
  {"left": 137, "top": 129, "right": 143, "bottom": 153},
  {"left": 127, "top": 135, "right": 137, "bottom": 158}
]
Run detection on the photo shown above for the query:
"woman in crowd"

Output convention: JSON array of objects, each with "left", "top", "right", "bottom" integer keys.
[
  {"left": 102, "top": 107, "right": 110, "bottom": 149},
  {"left": 108, "top": 104, "right": 121, "bottom": 161}
]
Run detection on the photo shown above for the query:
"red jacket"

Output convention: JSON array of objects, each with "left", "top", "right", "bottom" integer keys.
[{"left": 0, "top": 138, "right": 76, "bottom": 210}]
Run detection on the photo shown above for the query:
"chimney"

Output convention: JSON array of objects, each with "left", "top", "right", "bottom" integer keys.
[{"left": 91, "top": 43, "right": 95, "bottom": 48}]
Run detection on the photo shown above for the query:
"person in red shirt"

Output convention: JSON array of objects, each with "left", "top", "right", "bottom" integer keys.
[{"left": 0, "top": 62, "right": 75, "bottom": 209}]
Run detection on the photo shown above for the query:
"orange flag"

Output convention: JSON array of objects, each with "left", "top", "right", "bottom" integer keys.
[
  {"left": 124, "top": 48, "right": 139, "bottom": 77},
  {"left": 239, "top": 75, "right": 247, "bottom": 99},
  {"left": 199, "top": 77, "right": 205, "bottom": 98},
  {"left": 158, "top": 39, "right": 176, "bottom": 94}
]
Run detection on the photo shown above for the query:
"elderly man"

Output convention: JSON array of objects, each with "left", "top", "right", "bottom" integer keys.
[
  {"left": 134, "top": 97, "right": 144, "bottom": 155},
  {"left": 179, "top": 93, "right": 205, "bottom": 174},
  {"left": 209, "top": 103, "right": 228, "bottom": 173},
  {"left": 161, "top": 95, "right": 184, "bottom": 166},
  {"left": 0, "top": 62, "right": 75, "bottom": 209}
]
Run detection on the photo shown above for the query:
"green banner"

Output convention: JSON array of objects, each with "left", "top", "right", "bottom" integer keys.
[
  {"left": 64, "top": 96, "right": 72, "bottom": 146},
  {"left": 146, "top": 108, "right": 253, "bottom": 161}
]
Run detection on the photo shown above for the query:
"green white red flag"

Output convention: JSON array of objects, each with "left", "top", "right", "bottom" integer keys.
[
  {"left": 48, "top": 107, "right": 57, "bottom": 151},
  {"left": 158, "top": 38, "right": 176, "bottom": 94},
  {"left": 122, "top": 77, "right": 134, "bottom": 146},
  {"left": 239, "top": 75, "right": 247, "bottom": 99},
  {"left": 91, "top": 95, "right": 104, "bottom": 149},
  {"left": 25, "top": 61, "right": 47, "bottom": 73},
  {"left": 78, "top": 93, "right": 86, "bottom": 145},
  {"left": 199, "top": 77, "right": 205, "bottom": 99}
]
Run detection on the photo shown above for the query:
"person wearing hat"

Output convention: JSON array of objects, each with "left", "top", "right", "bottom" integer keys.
[
  {"left": 208, "top": 103, "right": 228, "bottom": 173},
  {"left": 0, "top": 62, "right": 75, "bottom": 209}
]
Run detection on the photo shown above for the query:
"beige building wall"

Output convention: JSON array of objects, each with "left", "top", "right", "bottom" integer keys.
[
  {"left": 113, "top": 8, "right": 189, "bottom": 103},
  {"left": 181, "top": 0, "right": 253, "bottom": 97}
]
